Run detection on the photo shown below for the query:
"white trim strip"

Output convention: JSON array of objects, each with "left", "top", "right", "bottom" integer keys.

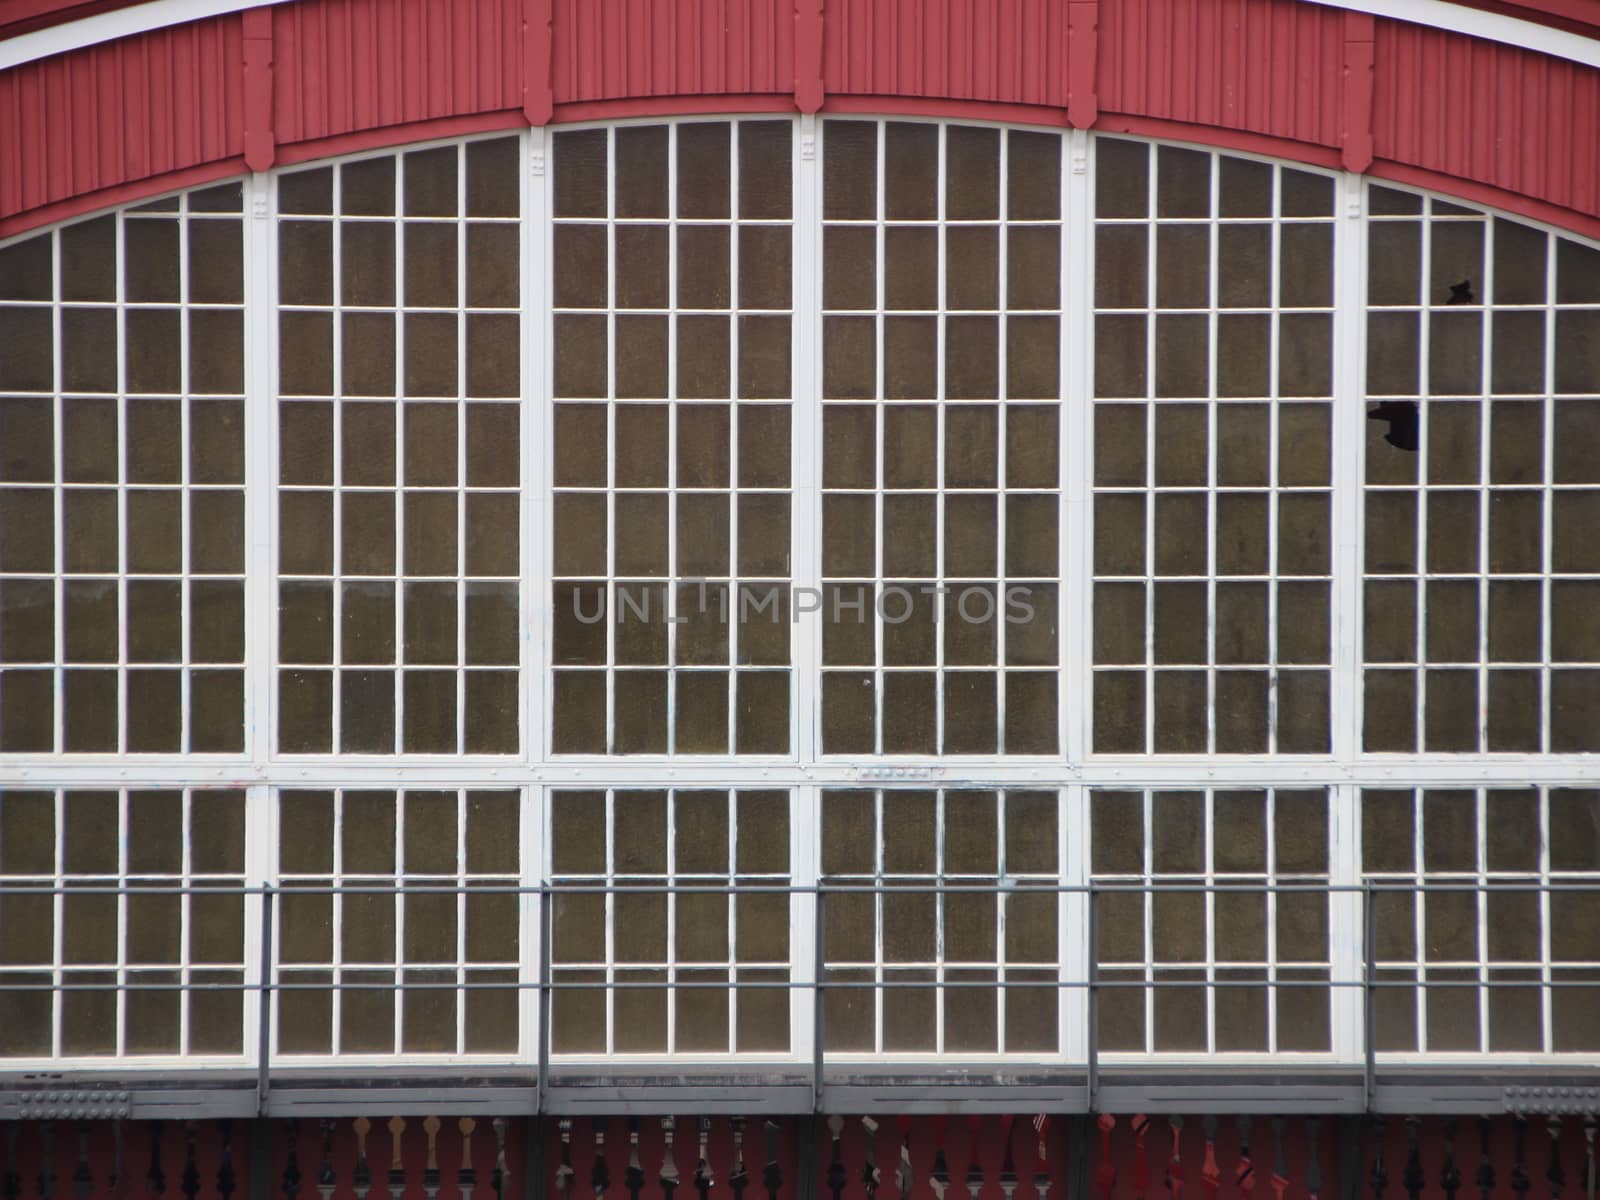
[
  {"left": 2, "top": 0, "right": 1598, "bottom": 81},
  {"left": 0, "top": 0, "right": 293, "bottom": 70}
]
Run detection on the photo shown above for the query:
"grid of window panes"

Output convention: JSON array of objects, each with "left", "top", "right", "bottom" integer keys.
[
  {"left": 0, "top": 187, "right": 247, "bottom": 753},
  {"left": 549, "top": 120, "right": 794, "bottom": 756},
  {"left": 275, "top": 138, "right": 523, "bottom": 755},
  {"left": 547, "top": 788, "right": 791, "bottom": 1054},
  {"left": 820, "top": 120, "right": 1062, "bottom": 755},
  {"left": 1363, "top": 786, "right": 1600, "bottom": 1054},
  {"left": 1362, "top": 188, "right": 1600, "bottom": 752},
  {"left": 1090, "top": 788, "right": 1332, "bottom": 1053},
  {"left": 0, "top": 789, "right": 247, "bottom": 1058},
  {"left": 273, "top": 788, "right": 522, "bottom": 1056},
  {"left": 1092, "top": 141, "right": 1335, "bottom": 754},
  {"left": 819, "top": 788, "right": 1060, "bottom": 1054}
]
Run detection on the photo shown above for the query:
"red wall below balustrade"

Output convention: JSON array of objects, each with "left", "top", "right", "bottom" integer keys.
[{"left": 4, "top": 0, "right": 1600, "bottom": 241}]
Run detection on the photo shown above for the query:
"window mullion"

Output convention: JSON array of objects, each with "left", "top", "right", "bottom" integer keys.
[
  {"left": 245, "top": 170, "right": 278, "bottom": 762},
  {"left": 1062, "top": 130, "right": 1094, "bottom": 764},
  {"left": 1330, "top": 170, "right": 1369, "bottom": 763},
  {"left": 793, "top": 114, "right": 823, "bottom": 766}
]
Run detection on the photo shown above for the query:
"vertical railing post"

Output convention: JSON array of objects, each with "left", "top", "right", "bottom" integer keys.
[
  {"left": 537, "top": 885, "right": 552, "bottom": 1116},
  {"left": 1086, "top": 885, "right": 1099, "bottom": 1113},
  {"left": 256, "top": 883, "right": 274, "bottom": 1115},
  {"left": 811, "top": 888, "right": 826, "bottom": 1113},
  {"left": 1363, "top": 880, "right": 1376, "bottom": 1112}
]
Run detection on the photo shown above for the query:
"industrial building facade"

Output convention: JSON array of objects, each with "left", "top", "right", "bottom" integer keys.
[{"left": 1, "top": 0, "right": 1600, "bottom": 1194}]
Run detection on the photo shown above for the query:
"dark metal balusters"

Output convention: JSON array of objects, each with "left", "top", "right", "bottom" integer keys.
[
  {"left": 1236, "top": 1118, "right": 1254, "bottom": 1200},
  {"left": 1305, "top": 1119, "right": 1321, "bottom": 1200},
  {"left": 71, "top": 1126, "right": 90, "bottom": 1200},
  {"left": 660, "top": 1118, "right": 679, "bottom": 1200},
  {"left": 592, "top": 1119, "right": 609, "bottom": 1200},
  {"left": 1476, "top": 1118, "right": 1494, "bottom": 1200},
  {"left": 281, "top": 1122, "right": 300, "bottom": 1200},
  {"left": 112, "top": 1120, "right": 126, "bottom": 1200},
  {"left": 1369, "top": 1118, "right": 1387, "bottom": 1200},
  {"left": 422, "top": 1117, "right": 441, "bottom": 1200},
  {"left": 315, "top": 1121, "right": 335, "bottom": 1200},
  {"left": 931, "top": 1119, "right": 951, "bottom": 1200},
  {"left": 1511, "top": 1118, "right": 1530, "bottom": 1200},
  {"left": 728, "top": 1120, "right": 748, "bottom": 1200},
  {"left": 861, "top": 1118, "right": 880, "bottom": 1200},
  {"left": 1033, "top": 1115, "right": 1052, "bottom": 1200},
  {"left": 1166, "top": 1118, "right": 1184, "bottom": 1200},
  {"left": 897, "top": 1118, "right": 914, "bottom": 1199},
  {"left": 491, "top": 1120, "right": 508, "bottom": 1200},
  {"left": 762, "top": 1121, "right": 781, "bottom": 1200},
  {"left": 36, "top": 1123, "right": 52, "bottom": 1200},
  {"left": 625, "top": 1120, "right": 643, "bottom": 1200},
  {"left": 148, "top": 1123, "right": 166, "bottom": 1200},
  {"left": 999, "top": 1116, "right": 1017, "bottom": 1200},
  {"left": 693, "top": 1119, "right": 712, "bottom": 1200},
  {"left": 181, "top": 1124, "right": 199, "bottom": 1200},
  {"left": 555, "top": 1120, "right": 575, "bottom": 1199},
  {"left": 966, "top": 1117, "right": 985, "bottom": 1200},
  {"left": 1550, "top": 1118, "right": 1567, "bottom": 1200},
  {"left": 1268, "top": 1119, "right": 1286, "bottom": 1200},
  {"left": 352, "top": 1119, "right": 372, "bottom": 1200},
  {"left": 1202, "top": 1118, "right": 1219, "bottom": 1200},
  {"left": 1585, "top": 1116, "right": 1596, "bottom": 1200},
  {"left": 825, "top": 1116, "right": 845, "bottom": 1200},
  {"left": 1403, "top": 1117, "right": 1423, "bottom": 1200},
  {"left": 1441, "top": 1120, "right": 1461, "bottom": 1200},
  {"left": 460, "top": 1119, "right": 478, "bottom": 1200},
  {"left": 218, "top": 1122, "right": 237, "bottom": 1200},
  {"left": 388, "top": 1119, "right": 408, "bottom": 1200},
  {"left": 5, "top": 1123, "right": 20, "bottom": 1200}
]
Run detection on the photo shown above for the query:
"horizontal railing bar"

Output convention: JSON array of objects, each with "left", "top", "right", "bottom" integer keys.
[
  {"left": 1, "top": 978, "right": 1592, "bottom": 992},
  {"left": 2, "top": 881, "right": 1597, "bottom": 895}
]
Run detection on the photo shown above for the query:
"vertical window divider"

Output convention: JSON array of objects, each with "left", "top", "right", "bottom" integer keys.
[
  {"left": 244, "top": 169, "right": 277, "bottom": 764},
  {"left": 1328, "top": 167, "right": 1370, "bottom": 1063},
  {"left": 242, "top": 783, "right": 274, "bottom": 1078},
  {"left": 525, "top": 126, "right": 550, "bottom": 763},
  {"left": 792, "top": 113, "right": 823, "bottom": 764},
  {"left": 1061, "top": 129, "right": 1094, "bottom": 764},
  {"left": 1330, "top": 172, "right": 1367, "bottom": 764}
]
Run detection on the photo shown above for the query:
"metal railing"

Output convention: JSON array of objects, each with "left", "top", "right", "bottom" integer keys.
[{"left": 3, "top": 878, "right": 1599, "bottom": 1112}]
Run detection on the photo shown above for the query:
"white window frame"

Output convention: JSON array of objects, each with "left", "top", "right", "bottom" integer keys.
[{"left": 3, "top": 117, "right": 1600, "bottom": 1074}]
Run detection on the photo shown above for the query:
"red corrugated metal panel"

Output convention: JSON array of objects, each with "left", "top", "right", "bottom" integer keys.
[
  {"left": 1372, "top": 18, "right": 1600, "bottom": 219},
  {"left": 0, "top": 14, "right": 243, "bottom": 220},
  {"left": 271, "top": 0, "right": 523, "bottom": 146},
  {"left": 550, "top": 0, "right": 793, "bottom": 103},
  {"left": 820, "top": 0, "right": 1071, "bottom": 108},
  {"left": 1097, "top": 0, "right": 1345, "bottom": 151}
]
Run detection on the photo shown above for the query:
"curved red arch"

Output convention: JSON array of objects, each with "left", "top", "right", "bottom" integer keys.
[{"left": 2, "top": 0, "right": 1599, "bottom": 240}]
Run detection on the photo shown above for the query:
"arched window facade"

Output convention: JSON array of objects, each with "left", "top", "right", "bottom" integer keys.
[{"left": 1, "top": 119, "right": 1598, "bottom": 1073}]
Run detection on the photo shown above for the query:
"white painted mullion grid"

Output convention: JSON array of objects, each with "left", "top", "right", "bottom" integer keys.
[
  {"left": 792, "top": 114, "right": 822, "bottom": 764},
  {"left": 664, "top": 124, "right": 681, "bottom": 755},
  {"left": 873, "top": 121, "right": 888, "bottom": 755},
  {"left": 1202, "top": 790, "right": 1216, "bottom": 1053},
  {"left": 1539, "top": 232, "right": 1557, "bottom": 752},
  {"left": 115, "top": 206, "right": 130, "bottom": 754},
  {"left": 1264, "top": 166, "right": 1282, "bottom": 754},
  {"left": 1062, "top": 130, "right": 1092, "bottom": 764},
  {"left": 1413, "top": 204, "right": 1434, "bottom": 753},
  {"left": 392, "top": 156, "right": 408, "bottom": 754},
  {"left": 1203, "top": 154, "right": 1221, "bottom": 755},
  {"left": 1142, "top": 147, "right": 1158, "bottom": 750},
  {"left": 1330, "top": 173, "right": 1367, "bottom": 763},
  {"left": 455, "top": 146, "right": 470, "bottom": 754}
]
